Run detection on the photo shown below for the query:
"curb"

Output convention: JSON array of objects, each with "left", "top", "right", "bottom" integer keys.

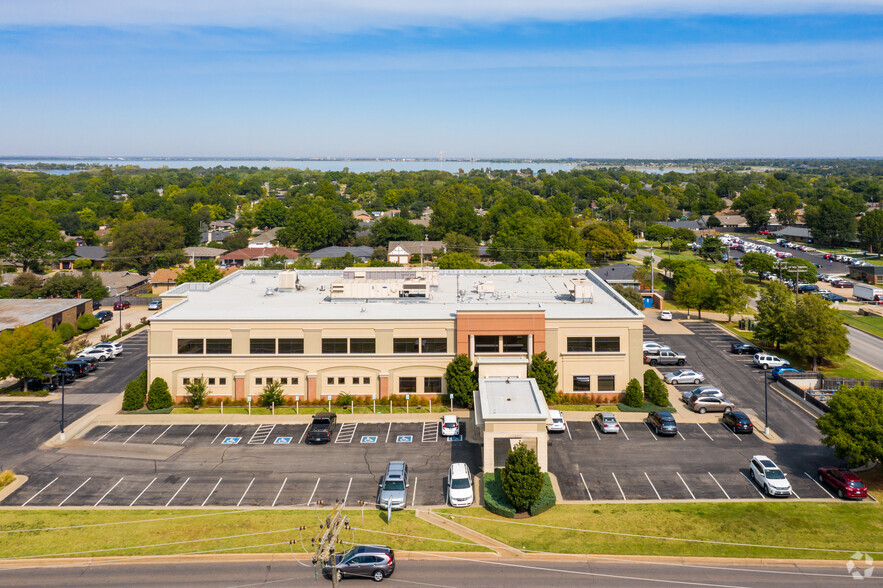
[
  {"left": 0, "top": 474, "right": 27, "bottom": 503},
  {"left": 42, "top": 391, "right": 125, "bottom": 448}
]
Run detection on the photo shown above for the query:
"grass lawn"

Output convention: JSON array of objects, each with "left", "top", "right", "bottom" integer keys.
[
  {"left": 0, "top": 509, "right": 487, "bottom": 559},
  {"left": 839, "top": 311, "right": 883, "bottom": 339},
  {"left": 436, "top": 503, "right": 883, "bottom": 559},
  {"left": 171, "top": 403, "right": 452, "bottom": 415},
  {"left": 861, "top": 464, "right": 883, "bottom": 495}
]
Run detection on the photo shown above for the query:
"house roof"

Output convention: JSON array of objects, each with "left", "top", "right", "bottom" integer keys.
[
  {"left": 713, "top": 214, "right": 747, "bottom": 226},
  {"left": 183, "top": 246, "right": 226, "bottom": 258},
  {"left": 150, "top": 268, "right": 184, "bottom": 284},
  {"left": 219, "top": 247, "right": 299, "bottom": 261},
  {"left": 774, "top": 226, "right": 813, "bottom": 239},
  {"left": 657, "top": 220, "right": 706, "bottom": 231},
  {"left": 249, "top": 227, "right": 281, "bottom": 244},
  {"left": 387, "top": 241, "right": 445, "bottom": 256},
  {"left": 201, "top": 230, "right": 233, "bottom": 243},
  {"left": 592, "top": 263, "right": 638, "bottom": 283},
  {"left": 305, "top": 246, "right": 374, "bottom": 260},
  {"left": 59, "top": 246, "right": 107, "bottom": 262},
  {"left": 0, "top": 299, "right": 86, "bottom": 332}
]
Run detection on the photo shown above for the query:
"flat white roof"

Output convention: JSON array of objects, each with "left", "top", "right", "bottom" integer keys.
[
  {"left": 152, "top": 269, "right": 644, "bottom": 323},
  {"left": 0, "top": 299, "right": 85, "bottom": 331},
  {"left": 474, "top": 377, "right": 549, "bottom": 423}
]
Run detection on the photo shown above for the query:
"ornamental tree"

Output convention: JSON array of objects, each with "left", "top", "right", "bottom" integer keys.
[
  {"left": 817, "top": 385, "right": 883, "bottom": 467},
  {"left": 500, "top": 442, "right": 544, "bottom": 512},
  {"left": 445, "top": 354, "right": 477, "bottom": 409},
  {"left": 528, "top": 352, "right": 559, "bottom": 402}
]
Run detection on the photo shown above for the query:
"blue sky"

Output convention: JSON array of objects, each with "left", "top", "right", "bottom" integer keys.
[{"left": 2, "top": 1, "right": 883, "bottom": 158}]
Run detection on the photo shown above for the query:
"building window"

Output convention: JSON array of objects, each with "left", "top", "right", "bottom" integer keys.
[
  {"left": 292, "top": 377, "right": 299, "bottom": 385},
  {"left": 250, "top": 338, "right": 276, "bottom": 354},
  {"left": 474, "top": 335, "right": 499, "bottom": 353},
  {"left": 278, "top": 338, "right": 304, "bottom": 354},
  {"left": 362, "top": 377, "right": 370, "bottom": 385},
  {"left": 394, "top": 338, "right": 419, "bottom": 353},
  {"left": 337, "top": 377, "right": 345, "bottom": 385},
  {"left": 219, "top": 378, "right": 227, "bottom": 385},
  {"left": 208, "top": 378, "right": 216, "bottom": 385},
  {"left": 327, "top": 377, "right": 334, "bottom": 385},
  {"left": 177, "top": 339, "right": 204, "bottom": 354},
  {"left": 183, "top": 378, "right": 191, "bottom": 385},
  {"left": 322, "top": 338, "right": 348, "bottom": 354},
  {"left": 266, "top": 377, "right": 273, "bottom": 384},
  {"left": 424, "top": 377, "right": 442, "bottom": 394},
  {"left": 421, "top": 338, "right": 447, "bottom": 353},
  {"left": 502, "top": 335, "right": 528, "bottom": 353},
  {"left": 255, "top": 377, "right": 263, "bottom": 385},
  {"left": 206, "top": 339, "right": 232, "bottom": 354},
  {"left": 595, "top": 337, "right": 621, "bottom": 353},
  {"left": 281, "top": 377, "right": 288, "bottom": 385},
  {"left": 573, "top": 376, "right": 592, "bottom": 391},
  {"left": 350, "top": 338, "right": 376, "bottom": 354},
  {"left": 352, "top": 377, "right": 360, "bottom": 385},
  {"left": 598, "top": 375, "right": 616, "bottom": 391},
  {"left": 567, "top": 337, "right": 593, "bottom": 352},
  {"left": 399, "top": 377, "right": 417, "bottom": 394}
]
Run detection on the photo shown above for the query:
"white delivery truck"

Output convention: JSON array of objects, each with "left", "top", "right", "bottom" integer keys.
[{"left": 854, "top": 283, "right": 883, "bottom": 302}]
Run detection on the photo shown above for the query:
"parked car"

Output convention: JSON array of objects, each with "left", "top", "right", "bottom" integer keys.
[
  {"left": 94, "top": 342, "right": 123, "bottom": 356},
  {"left": 94, "top": 310, "right": 113, "bottom": 323},
  {"left": 817, "top": 467, "right": 868, "bottom": 500},
  {"left": 78, "top": 348, "right": 112, "bottom": 361},
  {"left": 647, "top": 410, "right": 678, "bottom": 436},
  {"left": 77, "top": 356, "right": 99, "bottom": 371},
  {"left": 659, "top": 310, "right": 673, "bottom": 321},
  {"left": 53, "top": 367, "right": 77, "bottom": 383},
  {"left": 447, "top": 462, "right": 474, "bottom": 507},
  {"left": 822, "top": 293, "right": 847, "bottom": 303},
  {"left": 730, "top": 343, "right": 762, "bottom": 355},
  {"left": 749, "top": 455, "right": 792, "bottom": 497},
  {"left": 147, "top": 300, "right": 162, "bottom": 310},
  {"left": 441, "top": 414, "right": 460, "bottom": 437},
  {"left": 753, "top": 353, "right": 789, "bottom": 369},
  {"left": 642, "top": 341, "right": 671, "bottom": 355},
  {"left": 832, "top": 279, "right": 854, "bottom": 288},
  {"left": 593, "top": 411, "right": 620, "bottom": 434},
  {"left": 771, "top": 366, "right": 804, "bottom": 381},
  {"left": 687, "top": 395, "right": 734, "bottom": 414},
  {"left": 377, "top": 461, "right": 409, "bottom": 511},
  {"left": 547, "top": 409, "right": 566, "bottom": 433},
  {"left": 663, "top": 369, "right": 705, "bottom": 385},
  {"left": 306, "top": 411, "right": 337, "bottom": 443},
  {"left": 92, "top": 299, "right": 101, "bottom": 310},
  {"left": 797, "top": 284, "right": 819, "bottom": 294},
  {"left": 644, "top": 350, "right": 687, "bottom": 367},
  {"left": 322, "top": 545, "right": 396, "bottom": 583},
  {"left": 113, "top": 300, "right": 131, "bottom": 310},
  {"left": 21, "top": 375, "right": 58, "bottom": 392},
  {"left": 681, "top": 386, "right": 723, "bottom": 403},
  {"left": 62, "top": 359, "right": 91, "bottom": 376},
  {"left": 722, "top": 411, "right": 754, "bottom": 434}
]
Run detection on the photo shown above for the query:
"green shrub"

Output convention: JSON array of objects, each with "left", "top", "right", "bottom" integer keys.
[
  {"left": 122, "top": 370, "right": 147, "bottom": 411},
  {"left": 643, "top": 369, "right": 669, "bottom": 406},
  {"left": 622, "top": 378, "right": 644, "bottom": 408},
  {"left": 445, "top": 354, "right": 477, "bottom": 409},
  {"left": 185, "top": 377, "right": 208, "bottom": 409},
  {"left": 528, "top": 351, "right": 559, "bottom": 403},
  {"left": 147, "top": 377, "right": 173, "bottom": 410},
  {"left": 335, "top": 392, "right": 355, "bottom": 407},
  {"left": 483, "top": 471, "right": 516, "bottom": 518},
  {"left": 500, "top": 442, "right": 544, "bottom": 512},
  {"left": 259, "top": 380, "right": 285, "bottom": 407},
  {"left": 528, "top": 474, "right": 556, "bottom": 516},
  {"left": 0, "top": 469, "right": 17, "bottom": 490},
  {"left": 77, "top": 313, "right": 100, "bottom": 331},
  {"left": 617, "top": 401, "right": 677, "bottom": 413},
  {"left": 56, "top": 322, "right": 76, "bottom": 342}
]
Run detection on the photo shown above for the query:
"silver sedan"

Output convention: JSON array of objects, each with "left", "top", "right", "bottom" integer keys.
[{"left": 664, "top": 369, "right": 705, "bottom": 385}]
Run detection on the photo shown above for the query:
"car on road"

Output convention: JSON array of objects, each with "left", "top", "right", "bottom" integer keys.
[
  {"left": 547, "top": 409, "right": 566, "bottom": 433},
  {"left": 730, "top": 343, "right": 762, "bottom": 355},
  {"left": 771, "top": 366, "right": 804, "bottom": 381},
  {"left": 817, "top": 467, "right": 868, "bottom": 500},
  {"left": 306, "top": 411, "right": 337, "bottom": 443},
  {"left": 647, "top": 410, "right": 678, "bottom": 436},
  {"left": 113, "top": 300, "right": 131, "bottom": 310},
  {"left": 722, "top": 411, "right": 754, "bottom": 434},
  {"left": 322, "top": 545, "right": 396, "bottom": 583},
  {"left": 680, "top": 386, "right": 723, "bottom": 403},
  {"left": 94, "top": 310, "right": 113, "bottom": 323},
  {"left": 687, "top": 395, "right": 734, "bottom": 414},
  {"left": 642, "top": 341, "right": 671, "bottom": 355},
  {"left": 593, "top": 411, "right": 620, "bottom": 434},
  {"left": 447, "top": 462, "right": 474, "bottom": 507},
  {"left": 377, "top": 461, "right": 409, "bottom": 511},
  {"left": 659, "top": 310, "right": 673, "bottom": 321},
  {"left": 441, "top": 414, "right": 460, "bottom": 436},
  {"left": 663, "top": 369, "right": 705, "bottom": 385},
  {"left": 147, "top": 300, "right": 162, "bottom": 310},
  {"left": 822, "top": 292, "right": 847, "bottom": 303},
  {"left": 644, "top": 350, "right": 687, "bottom": 367},
  {"left": 753, "top": 353, "right": 789, "bottom": 369},
  {"left": 749, "top": 455, "right": 792, "bottom": 497}
]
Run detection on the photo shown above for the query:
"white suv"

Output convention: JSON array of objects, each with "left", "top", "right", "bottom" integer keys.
[
  {"left": 643, "top": 341, "right": 671, "bottom": 355},
  {"left": 447, "top": 463, "right": 474, "bottom": 507},
  {"left": 749, "top": 455, "right": 792, "bottom": 497},
  {"left": 753, "top": 353, "right": 788, "bottom": 370},
  {"left": 441, "top": 415, "right": 460, "bottom": 437}
]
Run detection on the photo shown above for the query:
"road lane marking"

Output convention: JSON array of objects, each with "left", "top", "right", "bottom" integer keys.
[
  {"left": 92, "top": 425, "right": 117, "bottom": 444},
  {"left": 202, "top": 478, "right": 223, "bottom": 506},
  {"left": 676, "top": 472, "right": 695, "bottom": 499},
  {"left": 739, "top": 472, "right": 765, "bottom": 498},
  {"left": 166, "top": 477, "right": 190, "bottom": 506},
  {"left": 708, "top": 472, "right": 731, "bottom": 499},
  {"left": 611, "top": 472, "right": 627, "bottom": 501},
  {"left": 95, "top": 477, "right": 124, "bottom": 506},
  {"left": 411, "top": 475, "right": 418, "bottom": 507},
  {"left": 210, "top": 425, "right": 228, "bottom": 445},
  {"left": 804, "top": 472, "right": 834, "bottom": 499},
  {"left": 130, "top": 477, "right": 156, "bottom": 506},
  {"left": 123, "top": 425, "right": 145, "bottom": 444},
  {"left": 0, "top": 412, "right": 23, "bottom": 416},
  {"left": 307, "top": 478, "right": 320, "bottom": 505},
  {"left": 22, "top": 478, "right": 58, "bottom": 506},
  {"left": 696, "top": 423, "right": 714, "bottom": 441},
  {"left": 182, "top": 424, "right": 201, "bottom": 444},
  {"left": 152, "top": 425, "right": 173, "bottom": 444},
  {"left": 58, "top": 477, "right": 91, "bottom": 506},
  {"left": 579, "top": 473, "right": 592, "bottom": 501},
  {"left": 343, "top": 477, "right": 353, "bottom": 505},
  {"left": 298, "top": 425, "right": 309, "bottom": 444},
  {"left": 385, "top": 423, "right": 392, "bottom": 443},
  {"left": 272, "top": 478, "right": 288, "bottom": 507},
  {"left": 237, "top": 477, "right": 255, "bottom": 507},
  {"left": 644, "top": 472, "right": 661, "bottom": 500}
]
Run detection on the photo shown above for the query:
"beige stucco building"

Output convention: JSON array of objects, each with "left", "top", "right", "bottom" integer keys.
[{"left": 148, "top": 267, "right": 644, "bottom": 403}]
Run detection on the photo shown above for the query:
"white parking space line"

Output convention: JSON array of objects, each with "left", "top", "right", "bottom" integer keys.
[
  {"left": 237, "top": 477, "right": 255, "bottom": 507},
  {"left": 566, "top": 425, "right": 572, "bottom": 441},
  {"left": 272, "top": 478, "right": 288, "bottom": 507},
  {"left": 93, "top": 425, "right": 117, "bottom": 444},
  {"left": 211, "top": 425, "right": 228, "bottom": 445},
  {"left": 307, "top": 478, "right": 321, "bottom": 505},
  {"left": 335, "top": 423, "right": 358, "bottom": 443},
  {"left": 166, "top": 477, "right": 190, "bottom": 506},
  {"left": 0, "top": 412, "right": 23, "bottom": 416},
  {"left": 58, "top": 477, "right": 91, "bottom": 506},
  {"left": 708, "top": 472, "right": 731, "bottom": 499},
  {"left": 152, "top": 425, "right": 173, "bottom": 444},
  {"left": 385, "top": 423, "right": 392, "bottom": 443},
  {"left": 22, "top": 478, "right": 58, "bottom": 506},
  {"left": 123, "top": 425, "right": 145, "bottom": 444},
  {"left": 722, "top": 423, "right": 742, "bottom": 441},
  {"left": 676, "top": 472, "right": 696, "bottom": 499},
  {"left": 248, "top": 424, "right": 275, "bottom": 444},
  {"left": 644, "top": 473, "right": 661, "bottom": 500},
  {"left": 792, "top": 487, "right": 801, "bottom": 499},
  {"left": 739, "top": 472, "right": 766, "bottom": 499},
  {"left": 611, "top": 472, "right": 627, "bottom": 501},
  {"left": 422, "top": 422, "right": 438, "bottom": 443},
  {"left": 343, "top": 477, "right": 353, "bottom": 505},
  {"left": 591, "top": 423, "right": 601, "bottom": 441},
  {"left": 202, "top": 478, "right": 223, "bottom": 506},
  {"left": 298, "top": 425, "right": 309, "bottom": 444},
  {"left": 182, "top": 424, "right": 201, "bottom": 445},
  {"left": 411, "top": 475, "right": 418, "bottom": 507},
  {"left": 130, "top": 477, "right": 156, "bottom": 506},
  {"left": 579, "top": 473, "right": 593, "bottom": 501},
  {"left": 95, "top": 477, "right": 124, "bottom": 506},
  {"left": 619, "top": 424, "right": 630, "bottom": 441},
  {"left": 696, "top": 423, "right": 714, "bottom": 441},
  {"left": 644, "top": 423, "right": 658, "bottom": 441},
  {"left": 804, "top": 472, "right": 834, "bottom": 499},
  {"left": 677, "top": 431, "right": 686, "bottom": 441}
]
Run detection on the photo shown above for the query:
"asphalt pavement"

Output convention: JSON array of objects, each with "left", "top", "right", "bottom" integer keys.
[
  {"left": 845, "top": 325, "right": 883, "bottom": 373},
  {"left": 728, "top": 236, "right": 854, "bottom": 276}
]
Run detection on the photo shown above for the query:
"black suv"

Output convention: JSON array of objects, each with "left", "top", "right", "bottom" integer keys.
[
  {"left": 22, "top": 375, "right": 58, "bottom": 392},
  {"left": 322, "top": 545, "right": 395, "bottom": 583},
  {"left": 722, "top": 411, "right": 754, "bottom": 434},
  {"left": 647, "top": 410, "right": 678, "bottom": 436},
  {"left": 306, "top": 411, "right": 337, "bottom": 443},
  {"left": 730, "top": 343, "right": 762, "bottom": 355}
]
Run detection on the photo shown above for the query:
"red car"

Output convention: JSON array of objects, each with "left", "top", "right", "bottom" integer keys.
[
  {"left": 817, "top": 467, "right": 868, "bottom": 500},
  {"left": 113, "top": 300, "right": 131, "bottom": 310}
]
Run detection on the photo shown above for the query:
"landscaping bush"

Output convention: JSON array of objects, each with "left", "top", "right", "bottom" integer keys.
[
  {"left": 528, "top": 474, "right": 556, "bottom": 516},
  {"left": 259, "top": 380, "right": 285, "bottom": 407},
  {"left": 76, "top": 313, "right": 100, "bottom": 331},
  {"left": 335, "top": 392, "right": 355, "bottom": 407},
  {"left": 643, "top": 369, "right": 669, "bottom": 406},
  {"left": 528, "top": 351, "right": 559, "bottom": 402},
  {"left": 622, "top": 378, "right": 644, "bottom": 408},
  {"left": 445, "top": 354, "right": 477, "bottom": 409},
  {"left": 500, "top": 442, "right": 544, "bottom": 512},
  {"left": 147, "top": 377, "right": 173, "bottom": 410},
  {"left": 0, "top": 469, "right": 16, "bottom": 490},
  {"left": 617, "top": 401, "right": 677, "bottom": 413},
  {"left": 483, "top": 471, "right": 516, "bottom": 518},
  {"left": 56, "top": 322, "right": 76, "bottom": 342},
  {"left": 185, "top": 377, "right": 208, "bottom": 409},
  {"left": 122, "top": 370, "right": 147, "bottom": 411}
]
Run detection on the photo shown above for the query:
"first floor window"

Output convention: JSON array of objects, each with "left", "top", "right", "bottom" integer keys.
[
  {"left": 352, "top": 377, "right": 360, "bottom": 385},
  {"left": 598, "top": 375, "right": 616, "bottom": 391},
  {"left": 362, "top": 377, "right": 371, "bottom": 385},
  {"left": 573, "top": 376, "right": 592, "bottom": 391},
  {"left": 337, "top": 377, "right": 345, "bottom": 385},
  {"left": 208, "top": 377, "right": 216, "bottom": 385},
  {"left": 183, "top": 377, "right": 191, "bottom": 385},
  {"left": 327, "top": 377, "right": 334, "bottom": 385},
  {"left": 399, "top": 377, "right": 417, "bottom": 394},
  {"left": 424, "top": 377, "right": 442, "bottom": 394},
  {"left": 291, "top": 377, "right": 299, "bottom": 385},
  {"left": 266, "top": 377, "right": 273, "bottom": 384},
  {"left": 177, "top": 339, "right": 204, "bottom": 354},
  {"left": 281, "top": 377, "right": 288, "bottom": 385},
  {"left": 255, "top": 377, "right": 263, "bottom": 385},
  {"left": 219, "top": 378, "right": 227, "bottom": 385}
]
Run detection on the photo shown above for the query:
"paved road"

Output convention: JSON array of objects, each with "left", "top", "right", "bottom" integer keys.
[
  {"left": 0, "top": 558, "right": 868, "bottom": 587},
  {"left": 845, "top": 325, "right": 883, "bottom": 373},
  {"left": 728, "top": 237, "right": 854, "bottom": 276}
]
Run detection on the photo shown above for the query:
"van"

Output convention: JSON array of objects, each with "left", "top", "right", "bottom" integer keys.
[{"left": 377, "top": 461, "right": 409, "bottom": 510}]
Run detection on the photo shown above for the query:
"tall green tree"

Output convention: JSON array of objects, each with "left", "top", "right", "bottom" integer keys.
[
  {"left": 805, "top": 198, "right": 858, "bottom": 245},
  {"left": 109, "top": 218, "right": 185, "bottom": 272},
  {"left": 698, "top": 236, "right": 725, "bottom": 261},
  {"left": 674, "top": 273, "right": 717, "bottom": 318},
  {"left": 774, "top": 192, "right": 800, "bottom": 226},
  {"left": 527, "top": 352, "right": 559, "bottom": 402},
  {"left": 369, "top": 216, "right": 423, "bottom": 247},
  {"left": 445, "top": 354, "right": 477, "bottom": 409},
  {"left": 0, "top": 209, "right": 65, "bottom": 272},
  {"left": 436, "top": 252, "right": 484, "bottom": 269},
  {"left": 539, "top": 250, "right": 585, "bottom": 269},
  {"left": 0, "top": 323, "right": 65, "bottom": 391},
  {"left": 740, "top": 251, "right": 775, "bottom": 280},
  {"left": 791, "top": 294, "right": 849, "bottom": 370},
  {"left": 176, "top": 260, "right": 224, "bottom": 284},
  {"left": 252, "top": 197, "right": 287, "bottom": 229},
  {"left": 858, "top": 209, "right": 883, "bottom": 255},
  {"left": 817, "top": 385, "right": 883, "bottom": 468},
  {"left": 754, "top": 281, "right": 795, "bottom": 351},
  {"left": 442, "top": 232, "right": 479, "bottom": 257},
  {"left": 500, "top": 442, "right": 544, "bottom": 512},
  {"left": 9, "top": 273, "right": 44, "bottom": 298},
  {"left": 644, "top": 224, "right": 675, "bottom": 247},
  {"left": 714, "top": 265, "right": 756, "bottom": 322},
  {"left": 279, "top": 201, "right": 345, "bottom": 251}
]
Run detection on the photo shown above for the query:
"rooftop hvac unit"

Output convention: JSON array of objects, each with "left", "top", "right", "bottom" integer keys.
[
  {"left": 278, "top": 270, "right": 299, "bottom": 290},
  {"left": 475, "top": 281, "right": 495, "bottom": 293}
]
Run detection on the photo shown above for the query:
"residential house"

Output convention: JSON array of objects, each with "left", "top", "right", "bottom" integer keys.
[
  {"left": 352, "top": 210, "right": 373, "bottom": 223},
  {"left": 209, "top": 220, "right": 236, "bottom": 231},
  {"left": 387, "top": 241, "right": 445, "bottom": 265},
  {"left": 592, "top": 263, "right": 640, "bottom": 289},
  {"left": 200, "top": 229, "right": 233, "bottom": 245},
  {"left": 183, "top": 247, "right": 227, "bottom": 264},
  {"left": 219, "top": 247, "right": 299, "bottom": 268},
  {"left": 248, "top": 227, "right": 281, "bottom": 248},
  {"left": 305, "top": 246, "right": 374, "bottom": 263},
  {"left": 0, "top": 299, "right": 89, "bottom": 334},
  {"left": 150, "top": 268, "right": 185, "bottom": 295},
  {"left": 58, "top": 246, "right": 107, "bottom": 270}
]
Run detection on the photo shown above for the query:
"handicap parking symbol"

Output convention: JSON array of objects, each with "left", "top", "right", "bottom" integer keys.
[
  {"left": 446, "top": 435, "right": 463, "bottom": 442},
  {"left": 396, "top": 435, "right": 413, "bottom": 443},
  {"left": 274, "top": 437, "right": 292, "bottom": 444},
  {"left": 222, "top": 437, "right": 241, "bottom": 445},
  {"left": 360, "top": 436, "right": 378, "bottom": 444}
]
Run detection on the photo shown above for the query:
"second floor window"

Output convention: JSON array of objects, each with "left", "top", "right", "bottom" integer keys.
[{"left": 250, "top": 339, "right": 276, "bottom": 354}]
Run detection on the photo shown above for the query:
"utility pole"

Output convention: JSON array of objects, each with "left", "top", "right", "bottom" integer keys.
[{"left": 312, "top": 501, "right": 349, "bottom": 587}]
